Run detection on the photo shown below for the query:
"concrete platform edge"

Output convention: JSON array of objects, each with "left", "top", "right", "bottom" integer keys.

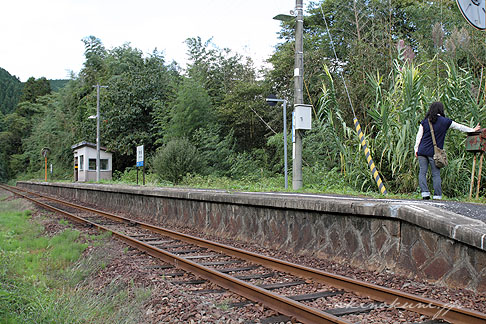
[{"left": 17, "top": 181, "right": 486, "bottom": 252}]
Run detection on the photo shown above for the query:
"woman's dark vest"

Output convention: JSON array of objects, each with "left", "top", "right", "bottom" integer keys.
[{"left": 417, "top": 116, "right": 452, "bottom": 157}]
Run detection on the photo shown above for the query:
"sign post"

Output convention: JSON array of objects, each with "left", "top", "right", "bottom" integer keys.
[
  {"left": 136, "top": 145, "right": 144, "bottom": 185},
  {"left": 41, "top": 147, "right": 50, "bottom": 182}
]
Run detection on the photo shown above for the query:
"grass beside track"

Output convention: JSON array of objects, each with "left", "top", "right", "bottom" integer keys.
[{"left": 0, "top": 192, "right": 151, "bottom": 324}]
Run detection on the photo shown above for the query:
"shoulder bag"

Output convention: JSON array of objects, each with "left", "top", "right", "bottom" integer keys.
[{"left": 428, "top": 119, "right": 448, "bottom": 168}]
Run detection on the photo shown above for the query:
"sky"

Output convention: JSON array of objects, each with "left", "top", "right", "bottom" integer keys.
[{"left": 0, "top": 0, "right": 299, "bottom": 82}]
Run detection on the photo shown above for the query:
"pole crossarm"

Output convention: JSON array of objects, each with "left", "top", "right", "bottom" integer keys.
[{"left": 266, "top": 98, "right": 286, "bottom": 103}]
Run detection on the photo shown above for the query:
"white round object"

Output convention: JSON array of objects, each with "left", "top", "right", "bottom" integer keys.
[{"left": 457, "top": 0, "right": 486, "bottom": 30}]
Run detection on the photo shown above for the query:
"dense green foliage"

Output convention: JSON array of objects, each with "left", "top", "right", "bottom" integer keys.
[
  {"left": 19, "top": 77, "right": 51, "bottom": 103},
  {"left": 2, "top": 1, "right": 486, "bottom": 198},
  {"left": 49, "top": 79, "right": 69, "bottom": 92},
  {"left": 152, "top": 138, "right": 203, "bottom": 184},
  {"left": 297, "top": 0, "right": 486, "bottom": 197},
  {"left": 0, "top": 68, "right": 23, "bottom": 115}
]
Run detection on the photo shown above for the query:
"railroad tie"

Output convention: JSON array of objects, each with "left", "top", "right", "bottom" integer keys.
[
  {"left": 171, "top": 279, "right": 207, "bottom": 285},
  {"left": 258, "top": 280, "right": 306, "bottom": 290},
  {"left": 289, "top": 290, "right": 344, "bottom": 302},
  {"left": 234, "top": 272, "right": 274, "bottom": 280},
  {"left": 326, "top": 304, "right": 376, "bottom": 316}
]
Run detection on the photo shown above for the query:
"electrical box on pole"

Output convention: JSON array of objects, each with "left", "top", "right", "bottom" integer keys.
[{"left": 294, "top": 104, "right": 312, "bottom": 130}]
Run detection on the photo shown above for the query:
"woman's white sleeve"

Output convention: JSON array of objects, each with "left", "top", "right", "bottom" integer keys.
[
  {"left": 450, "top": 121, "right": 474, "bottom": 133},
  {"left": 414, "top": 124, "right": 423, "bottom": 154}
]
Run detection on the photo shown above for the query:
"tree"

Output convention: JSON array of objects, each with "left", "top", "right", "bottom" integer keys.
[
  {"left": 81, "top": 36, "right": 107, "bottom": 86},
  {"left": 0, "top": 78, "right": 52, "bottom": 178},
  {"left": 185, "top": 37, "right": 257, "bottom": 107},
  {"left": 63, "top": 39, "right": 179, "bottom": 171},
  {"left": 192, "top": 125, "right": 235, "bottom": 176},
  {"left": 19, "top": 77, "right": 51, "bottom": 103},
  {"left": 165, "top": 78, "right": 214, "bottom": 140},
  {"left": 185, "top": 37, "right": 272, "bottom": 152},
  {"left": 219, "top": 80, "right": 273, "bottom": 151},
  {"left": 21, "top": 93, "right": 75, "bottom": 178},
  {"left": 102, "top": 48, "right": 176, "bottom": 169},
  {"left": 0, "top": 112, "right": 31, "bottom": 177},
  {"left": 0, "top": 67, "right": 23, "bottom": 114}
]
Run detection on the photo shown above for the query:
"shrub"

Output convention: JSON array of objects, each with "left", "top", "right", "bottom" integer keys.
[
  {"left": 192, "top": 126, "right": 235, "bottom": 177},
  {"left": 112, "top": 167, "right": 138, "bottom": 183},
  {"left": 227, "top": 149, "right": 272, "bottom": 180},
  {"left": 152, "top": 138, "right": 202, "bottom": 184}
]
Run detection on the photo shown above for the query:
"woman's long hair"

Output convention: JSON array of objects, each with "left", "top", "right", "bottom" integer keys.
[{"left": 425, "top": 101, "right": 445, "bottom": 123}]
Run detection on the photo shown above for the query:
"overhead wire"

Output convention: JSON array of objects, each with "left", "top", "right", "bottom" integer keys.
[
  {"left": 319, "top": 2, "right": 387, "bottom": 195},
  {"left": 319, "top": 4, "right": 356, "bottom": 118}
]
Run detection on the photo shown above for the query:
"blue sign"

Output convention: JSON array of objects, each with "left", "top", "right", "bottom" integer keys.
[{"left": 136, "top": 145, "right": 144, "bottom": 167}]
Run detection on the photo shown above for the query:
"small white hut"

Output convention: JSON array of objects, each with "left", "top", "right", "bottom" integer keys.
[{"left": 72, "top": 141, "right": 112, "bottom": 182}]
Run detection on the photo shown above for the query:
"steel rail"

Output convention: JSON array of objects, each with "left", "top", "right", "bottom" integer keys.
[
  {"left": 2, "top": 185, "right": 350, "bottom": 324},
  {"left": 139, "top": 223, "right": 486, "bottom": 324},
  {"left": 5, "top": 184, "right": 486, "bottom": 324}
]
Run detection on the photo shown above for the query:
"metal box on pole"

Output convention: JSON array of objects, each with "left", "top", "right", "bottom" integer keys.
[{"left": 294, "top": 104, "right": 312, "bottom": 130}]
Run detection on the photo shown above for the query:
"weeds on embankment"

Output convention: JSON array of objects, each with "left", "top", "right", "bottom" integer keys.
[{"left": 0, "top": 193, "right": 150, "bottom": 324}]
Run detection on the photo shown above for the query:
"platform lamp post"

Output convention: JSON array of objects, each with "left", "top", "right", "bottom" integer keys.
[
  {"left": 89, "top": 84, "right": 108, "bottom": 182},
  {"left": 266, "top": 94, "right": 288, "bottom": 189},
  {"left": 273, "top": 0, "right": 304, "bottom": 190}
]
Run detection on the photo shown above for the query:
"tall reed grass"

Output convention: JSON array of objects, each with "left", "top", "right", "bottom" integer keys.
[{"left": 312, "top": 54, "right": 486, "bottom": 198}]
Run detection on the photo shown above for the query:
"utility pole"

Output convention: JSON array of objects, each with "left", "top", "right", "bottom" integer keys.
[
  {"left": 293, "top": 0, "right": 304, "bottom": 190},
  {"left": 93, "top": 84, "right": 107, "bottom": 182}
]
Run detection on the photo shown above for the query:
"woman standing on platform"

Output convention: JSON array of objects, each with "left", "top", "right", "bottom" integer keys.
[{"left": 414, "top": 101, "right": 480, "bottom": 200}]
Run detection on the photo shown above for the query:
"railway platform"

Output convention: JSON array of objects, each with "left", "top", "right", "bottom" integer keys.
[{"left": 14, "top": 181, "right": 486, "bottom": 293}]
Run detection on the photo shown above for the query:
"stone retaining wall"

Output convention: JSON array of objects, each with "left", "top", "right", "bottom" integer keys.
[{"left": 17, "top": 181, "right": 486, "bottom": 292}]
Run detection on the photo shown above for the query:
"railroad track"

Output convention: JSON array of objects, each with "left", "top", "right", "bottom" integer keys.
[{"left": 2, "top": 184, "right": 486, "bottom": 324}]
